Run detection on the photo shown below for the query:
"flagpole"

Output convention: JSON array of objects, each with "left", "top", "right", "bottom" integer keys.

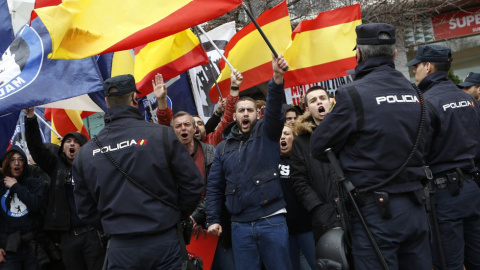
[
  {"left": 194, "top": 27, "right": 223, "bottom": 100},
  {"left": 34, "top": 112, "right": 61, "bottom": 138},
  {"left": 241, "top": 3, "right": 279, "bottom": 58},
  {"left": 196, "top": 25, "right": 235, "bottom": 72}
]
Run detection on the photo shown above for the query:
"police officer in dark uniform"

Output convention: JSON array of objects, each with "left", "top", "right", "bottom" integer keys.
[
  {"left": 72, "top": 75, "right": 204, "bottom": 270},
  {"left": 458, "top": 72, "right": 480, "bottom": 100},
  {"left": 310, "top": 23, "right": 432, "bottom": 269},
  {"left": 407, "top": 45, "right": 480, "bottom": 270}
]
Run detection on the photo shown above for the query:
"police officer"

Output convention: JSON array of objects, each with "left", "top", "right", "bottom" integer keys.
[
  {"left": 407, "top": 45, "right": 480, "bottom": 270},
  {"left": 72, "top": 74, "right": 204, "bottom": 269},
  {"left": 310, "top": 23, "right": 432, "bottom": 269},
  {"left": 458, "top": 72, "right": 480, "bottom": 100}
]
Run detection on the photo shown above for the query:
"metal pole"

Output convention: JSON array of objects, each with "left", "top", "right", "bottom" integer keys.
[
  {"left": 194, "top": 27, "right": 223, "bottom": 100},
  {"left": 196, "top": 25, "right": 235, "bottom": 72},
  {"left": 34, "top": 112, "right": 61, "bottom": 138}
]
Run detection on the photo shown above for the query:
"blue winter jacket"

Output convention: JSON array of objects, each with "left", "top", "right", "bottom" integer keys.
[{"left": 206, "top": 79, "right": 286, "bottom": 224}]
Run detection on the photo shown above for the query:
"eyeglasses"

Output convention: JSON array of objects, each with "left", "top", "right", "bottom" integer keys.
[{"left": 10, "top": 158, "right": 25, "bottom": 163}]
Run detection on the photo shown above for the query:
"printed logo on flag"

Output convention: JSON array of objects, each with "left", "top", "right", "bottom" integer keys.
[{"left": 0, "top": 25, "right": 43, "bottom": 100}]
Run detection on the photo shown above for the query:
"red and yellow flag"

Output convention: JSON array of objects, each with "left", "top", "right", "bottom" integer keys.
[
  {"left": 34, "top": 0, "right": 242, "bottom": 59},
  {"left": 209, "top": 1, "right": 292, "bottom": 102},
  {"left": 134, "top": 29, "right": 208, "bottom": 97},
  {"left": 45, "top": 108, "right": 92, "bottom": 145},
  {"left": 283, "top": 4, "right": 362, "bottom": 88}
]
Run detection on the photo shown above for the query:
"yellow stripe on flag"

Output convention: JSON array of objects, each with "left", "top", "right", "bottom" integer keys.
[
  {"left": 215, "top": 16, "right": 291, "bottom": 86},
  {"left": 285, "top": 20, "right": 361, "bottom": 71},
  {"left": 134, "top": 29, "right": 200, "bottom": 82},
  {"left": 34, "top": 0, "right": 241, "bottom": 59},
  {"left": 112, "top": 50, "right": 134, "bottom": 77}
]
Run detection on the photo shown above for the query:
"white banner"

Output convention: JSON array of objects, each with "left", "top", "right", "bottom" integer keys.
[
  {"left": 285, "top": 75, "right": 354, "bottom": 106},
  {"left": 188, "top": 21, "right": 236, "bottom": 122}
]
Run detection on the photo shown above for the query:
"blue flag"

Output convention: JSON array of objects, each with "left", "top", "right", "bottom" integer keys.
[
  {"left": 0, "top": 0, "right": 13, "bottom": 54},
  {"left": 0, "top": 17, "right": 104, "bottom": 116},
  {"left": 0, "top": 111, "right": 20, "bottom": 158}
]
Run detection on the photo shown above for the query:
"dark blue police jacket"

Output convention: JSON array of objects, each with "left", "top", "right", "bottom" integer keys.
[
  {"left": 419, "top": 71, "right": 480, "bottom": 175},
  {"left": 310, "top": 57, "right": 428, "bottom": 193},
  {"left": 73, "top": 106, "right": 204, "bottom": 236}
]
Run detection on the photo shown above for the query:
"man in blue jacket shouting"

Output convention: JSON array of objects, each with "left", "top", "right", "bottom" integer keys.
[{"left": 206, "top": 55, "right": 290, "bottom": 270}]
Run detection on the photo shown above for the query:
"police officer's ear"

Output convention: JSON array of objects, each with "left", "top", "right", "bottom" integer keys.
[
  {"left": 131, "top": 92, "right": 139, "bottom": 107},
  {"left": 393, "top": 49, "right": 397, "bottom": 60}
]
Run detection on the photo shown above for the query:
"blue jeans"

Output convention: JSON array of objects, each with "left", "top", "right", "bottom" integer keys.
[
  {"left": 288, "top": 231, "right": 316, "bottom": 270},
  {"left": 231, "top": 214, "right": 291, "bottom": 270}
]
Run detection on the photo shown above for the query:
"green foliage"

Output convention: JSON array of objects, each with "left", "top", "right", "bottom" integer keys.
[{"left": 448, "top": 69, "right": 462, "bottom": 85}]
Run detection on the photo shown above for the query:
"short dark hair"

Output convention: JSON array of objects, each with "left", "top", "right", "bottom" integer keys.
[
  {"left": 427, "top": 61, "right": 451, "bottom": 72},
  {"left": 357, "top": 33, "right": 395, "bottom": 61},
  {"left": 106, "top": 88, "right": 134, "bottom": 107},
  {"left": 171, "top": 111, "right": 195, "bottom": 128},
  {"left": 235, "top": 96, "right": 257, "bottom": 111},
  {"left": 304, "top": 86, "right": 328, "bottom": 106}
]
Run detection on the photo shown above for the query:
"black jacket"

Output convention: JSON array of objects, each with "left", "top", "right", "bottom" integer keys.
[
  {"left": 73, "top": 106, "right": 204, "bottom": 236},
  {"left": 1, "top": 146, "right": 44, "bottom": 244},
  {"left": 291, "top": 113, "right": 338, "bottom": 240},
  {"left": 420, "top": 71, "right": 480, "bottom": 175},
  {"left": 191, "top": 139, "right": 215, "bottom": 226},
  {"left": 311, "top": 57, "right": 429, "bottom": 193},
  {"left": 25, "top": 116, "right": 84, "bottom": 231}
]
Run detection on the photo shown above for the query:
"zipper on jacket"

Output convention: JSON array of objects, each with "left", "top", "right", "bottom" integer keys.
[{"left": 238, "top": 141, "right": 243, "bottom": 162}]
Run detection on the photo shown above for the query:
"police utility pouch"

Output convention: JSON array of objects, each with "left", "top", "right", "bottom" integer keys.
[
  {"left": 445, "top": 172, "right": 460, "bottom": 196},
  {"left": 374, "top": 192, "right": 392, "bottom": 219}
]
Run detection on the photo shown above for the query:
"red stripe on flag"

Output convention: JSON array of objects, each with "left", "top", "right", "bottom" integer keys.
[
  {"left": 217, "top": 1, "right": 289, "bottom": 71},
  {"left": 284, "top": 57, "right": 357, "bottom": 88},
  {"left": 101, "top": 0, "right": 242, "bottom": 55},
  {"left": 135, "top": 44, "right": 208, "bottom": 96},
  {"left": 210, "top": 62, "right": 273, "bottom": 102},
  {"left": 292, "top": 4, "right": 361, "bottom": 38}
]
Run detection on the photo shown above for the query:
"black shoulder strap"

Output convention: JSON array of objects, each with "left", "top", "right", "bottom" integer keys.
[
  {"left": 424, "top": 99, "right": 441, "bottom": 138},
  {"left": 162, "top": 127, "right": 172, "bottom": 170},
  {"left": 93, "top": 135, "right": 178, "bottom": 212},
  {"left": 346, "top": 86, "right": 365, "bottom": 145}
]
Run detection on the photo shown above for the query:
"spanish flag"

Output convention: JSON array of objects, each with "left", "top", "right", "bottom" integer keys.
[
  {"left": 134, "top": 29, "right": 208, "bottom": 97},
  {"left": 45, "top": 108, "right": 92, "bottom": 145},
  {"left": 34, "top": 0, "right": 242, "bottom": 59},
  {"left": 209, "top": 0, "right": 292, "bottom": 102},
  {"left": 283, "top": 4, "right": 362, "bottom": 88}
]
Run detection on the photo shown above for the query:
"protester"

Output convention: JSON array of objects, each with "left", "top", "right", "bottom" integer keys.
[
  {"left": 457, "top": 72, "right": 480, "bottom": 100},
  {"left": 206, "top": 55, "right": 291, "bottom": 270},
  {"left": 0, "top": 146, "right": 44, "bottom": 270},
  {"left": 24, "top": 109, "right": 105, "bottom": 270},
  {"left": 283, "top": 105, "right": 300, "bottom": 127},
  {"left": 407, "top": 45, "right": 480, "bottom": 269},
  {"left": 72, "top": 74, "right": 204, "bottom": 269},
  {"left": 310, "top": 23, "right": 432, "bottom": 269},
  {"left": 154, "top": 71, "right": 242, "bottom": 146},
  {"left": 291, "top": 86, "right": 339, "bottom": 244},
  {"left": 279, "top": 125, "right": 316, "bottom": 270}
]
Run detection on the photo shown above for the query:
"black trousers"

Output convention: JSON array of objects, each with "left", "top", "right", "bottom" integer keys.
[
  {"left": 60, "top": 229, "right": 105, "bottom": 270},
  {"left": 107, "top": 227, "right": 182, "bottom": 270}
]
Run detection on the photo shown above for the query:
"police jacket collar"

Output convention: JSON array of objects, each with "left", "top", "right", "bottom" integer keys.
[
  {"left": 418, "top": 71, "right": 449, "bottom": 92},
  {"left": 104, "top": 105, "right": 143, "bottom": 123},
  {"left": 354, "top": 56, "right": 395, "bottom": 80}
]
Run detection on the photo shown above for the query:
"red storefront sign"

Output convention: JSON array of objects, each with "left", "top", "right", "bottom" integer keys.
[{"left": 432, "top": 7, "right": 480, "bottom": 40}]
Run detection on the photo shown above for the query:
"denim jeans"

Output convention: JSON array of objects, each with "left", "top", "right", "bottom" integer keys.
[
  {"left": 288, "top": 231, "right": 316, "bottom": 270},
  {"left": 231, "top": 214, "right": 291, "bottom": 270}
]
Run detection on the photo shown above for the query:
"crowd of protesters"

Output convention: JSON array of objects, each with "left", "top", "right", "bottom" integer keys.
[{"left": 1, "top": 22, "right": 480, "bottom": 270}]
